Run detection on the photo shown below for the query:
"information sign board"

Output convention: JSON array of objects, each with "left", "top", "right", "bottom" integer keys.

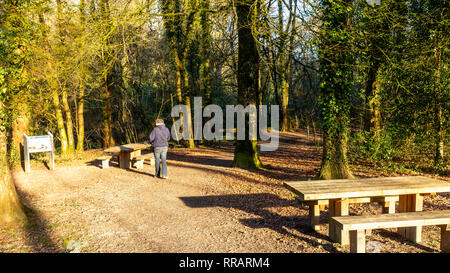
[{"left": 23, "top": 132, "right": 55, "bottom": 172}]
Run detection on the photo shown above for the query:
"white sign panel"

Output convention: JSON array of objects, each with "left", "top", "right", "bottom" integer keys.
[
  {"left": 28, "top": 136, "right": 53, "bottom": 153},
  {"left": 23, "top": 132, "right": 55, "bottom": 173}
]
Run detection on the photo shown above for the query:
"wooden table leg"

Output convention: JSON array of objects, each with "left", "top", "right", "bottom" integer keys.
[
  {"left": 329, "top": 198, "right": 350, "bottom": 245},
  {"left": 381, "top": 196, "right": 397, "bottom": 214},
  {"left": 440, "top": 224, "right": 450, "bottom": 253},
  {"left": 350, "top": 230, "right": 366, "bottom": 253},
  {"left": 129, "top": 150, "right": 142, "bottom": 168},
  {"left": 398, "top": 194, "right": 423, "bottom": 242},
  {"left": 382, "top": 201, "right": 396, "bottom": 214},
  {"left": 119, "top": 151, "right": 132, "bottom": 169},
  {"left": 310, "top": 203, "right": 321, "bottom": 231}
]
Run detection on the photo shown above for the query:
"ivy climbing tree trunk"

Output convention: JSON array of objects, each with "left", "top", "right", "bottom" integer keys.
[
  {"left": 363, "top": 61, "right": 381, "bottom": 136},
  {"left": 317, "top": 0, "right": 354, "bottom": 180},
  {"left": 361, "top": 2, "right": 389, "bottom": 152},
  {"left": 0, "top": 0, "right": 27, "bottom": 224},
  {"left": 161, "top": 0, "right": 196, "bottom": 148},
  {"left": 232, "top": 0, "right": 261, "bottom": 169},
  {"left": 0, "top": 120, "right": 26, "bottom": 226},
  {"left": 9, "top": 102, "right": 29, "bottom": 163}
]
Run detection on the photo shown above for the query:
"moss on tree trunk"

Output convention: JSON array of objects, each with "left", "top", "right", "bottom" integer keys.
[
  {"left": 0, "top": 118, "right": 26, "bottom": 226},
  {"left": 318, "top": 134, "right": 354, "bottom": 180},
  {"left": 0, "top": 167, "right": 26, "bottom": 226},
  {"left": 232, "top": 0, "right": 262, "bottom": 169},
  {"left": 317, "top": 0, "right": 354, "bottom": 180},
  {"left": 233, "top": 140, "right": 261, "bottom": 169},
  {"left": 52, "top": 90, "right": 70, "bottom": 154}
]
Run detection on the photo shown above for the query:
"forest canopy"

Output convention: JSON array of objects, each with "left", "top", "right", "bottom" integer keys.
[{"left": 0, "top": 0, "right": 448, "bottom": 176}]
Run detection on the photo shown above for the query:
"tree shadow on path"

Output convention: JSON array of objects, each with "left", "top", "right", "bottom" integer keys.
[
  {"left": 12, "top": 182, "right": 64, "bottom": 252},
  {"left": 167, "top": 131, "right": 321, "bottom": 181},
  {"left": 179, "top": 193, "right": 340, "bottom": 252}
]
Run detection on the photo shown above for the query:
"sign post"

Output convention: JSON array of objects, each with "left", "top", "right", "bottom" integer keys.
[{"left": 23, "top": 132, "right": 55, "bottom": 173}]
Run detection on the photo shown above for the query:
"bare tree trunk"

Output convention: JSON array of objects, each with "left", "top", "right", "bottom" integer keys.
[
  {"left": 277, "top": 0, "right": 296, "bottom": 132},
  {"left": 199, "top": 0, "right": 212, "bottom": 144},
  {"left": 184, "top": 96, "right": 195, "bottom": 148},
  {"left": 199, "top": 0, "right": 212, "bottom": 106},
  {"left": 39, "top": 6, "right": 69, "bottom": 155},
  {"left": 174, "top": 49, "right": 184, "bottom": 104},
  {"left": 172, "top": 35, "right": 195, "bottom": 148},
  {"left": 272, "top": 50, "right": 280, "bottom": 108},
  {"left": 61, "top": 90, "right": 75, "bottom": 153},
  {"left": 173, "top": 47, "right": 189, "bottom": 146},
  {"left": 55, "top": 0, "right": 75, "bottom": 153},
  {"left": 181, "top": 44, "right": 195, "bottom": 148},
  {"left": 280, "top": 77, "right": 289, "bottom": 131},
  {"left": 76, "top": 0, "right": 86, "bottom": 152},
  {"left": 53, "top": 90, "right": 69, "bottom": 155},
  {"left": 161, "top": 0, "right": 197, "bottom": 148},
  {"left": 170, "top": 94, "right": 180, "bottom": 144},
  {"left": 102, "top": 71, "right": 114, "bottom": 147},
  {"left": 232, "top": 0, "right": 261, "bottom": 169},
  {"left": 76, "top": 81, "right": 85, "bottom": 152},
  {"left": 100, "top": 0, "right": 114, "bottom": 148}
]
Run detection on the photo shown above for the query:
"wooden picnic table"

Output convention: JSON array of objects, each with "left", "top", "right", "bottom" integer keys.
[
  {"left": 104, "top": 143, "right": 151, "bottom": 169},
  {"left": 284, "top": 176, "right": 450, "bottom": 245}
]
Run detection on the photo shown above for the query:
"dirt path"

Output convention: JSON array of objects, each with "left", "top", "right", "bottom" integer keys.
[{"left": 2, "top": 131, "right": 449, "bottom": 253}]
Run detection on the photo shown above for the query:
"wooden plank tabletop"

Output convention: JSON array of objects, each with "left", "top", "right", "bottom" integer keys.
[
  {"left": 284, "top": 176, "right": 450, "bottom": 200},
  {"left": 104, "top": 143, "right": 151, "bottom": 153}
]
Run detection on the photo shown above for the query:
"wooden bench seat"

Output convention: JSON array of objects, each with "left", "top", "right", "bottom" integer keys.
[
  {"left": 295, "top": 196, "right": 399, "bottom": 231},
  {"left": 331, "top": 210, "right": 450, "bottom": 253},
  {"left": 97, "top": 153, "right": 119, "bottom": 169},
  {"left": 131, "top": 153, "right": 154, "bottom": 169}
]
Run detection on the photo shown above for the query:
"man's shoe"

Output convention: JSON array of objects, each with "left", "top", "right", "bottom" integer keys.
[{"left": 162, "top": 176, "right": 168, "bottom": 179}]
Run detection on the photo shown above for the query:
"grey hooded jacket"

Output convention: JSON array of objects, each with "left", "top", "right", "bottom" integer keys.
[{"left": 149, "top": 124, "right": 170, "bottom": 147}]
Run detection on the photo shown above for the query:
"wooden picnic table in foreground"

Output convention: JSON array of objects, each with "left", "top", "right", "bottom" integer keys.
[
  {"left": 104, "top": 143, "right": 151, "bottom": 169},
  {"left": 284, "top": 176, "right": 450, "bottom": 245}
]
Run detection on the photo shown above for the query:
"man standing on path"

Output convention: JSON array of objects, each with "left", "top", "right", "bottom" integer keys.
[{"left": 149, "top": 119, "right": 170, "bottom": 179}]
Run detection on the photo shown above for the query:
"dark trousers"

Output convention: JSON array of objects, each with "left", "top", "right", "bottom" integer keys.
[{"left": 154, "top": 146, "right": 168, "bottom": 177}]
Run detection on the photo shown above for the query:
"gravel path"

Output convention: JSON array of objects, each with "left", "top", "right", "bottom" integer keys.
[{"left": 3, "top": 131, "right": 449, "bottom": 253}]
